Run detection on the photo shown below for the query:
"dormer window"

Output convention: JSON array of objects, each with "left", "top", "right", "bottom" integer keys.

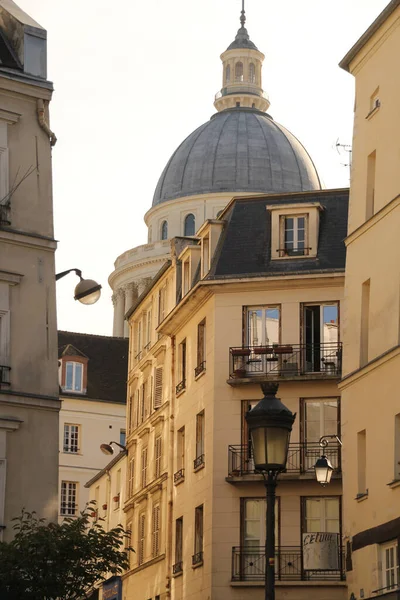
[
  {"left": 65, "top": 361, "right": 83, "bottom": 393},
  {"left": 281, "top": 215, "right": 307, "bottom": 257}
]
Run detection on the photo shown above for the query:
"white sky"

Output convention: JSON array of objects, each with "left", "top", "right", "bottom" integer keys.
[{"left": 16, "top": 0, "right": 388, "bottom": 336}]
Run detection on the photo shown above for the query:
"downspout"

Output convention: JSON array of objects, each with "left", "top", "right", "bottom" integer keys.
[
  {"left": 165, "top": 335, "right": 176, "bottom": 598},
  {"left": 37, "top": 99, "right": 57, "bottom": 146}
]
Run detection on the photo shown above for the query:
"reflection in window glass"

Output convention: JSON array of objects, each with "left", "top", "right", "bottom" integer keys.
[
  {"left": 305, "top": 497, "right": 340, "bottom": 533},
  {"left": 246, "top": 307, "right": 280, "bottom": 346}
]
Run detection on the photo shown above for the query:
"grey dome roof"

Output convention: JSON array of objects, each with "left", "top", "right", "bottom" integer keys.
[
  {"left": 153, "top": 108, "right": 322, "bottom": 206},
  {"left": 226, "top": 26, "right": 258, "bottom": 51}
]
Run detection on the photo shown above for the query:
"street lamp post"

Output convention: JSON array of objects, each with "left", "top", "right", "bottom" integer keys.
[
  {"left": 56, "top": 268, "right": 102, "bottom": 305},
  {"left": 245, "top": 383, "right": 296, "bottom": 600}
]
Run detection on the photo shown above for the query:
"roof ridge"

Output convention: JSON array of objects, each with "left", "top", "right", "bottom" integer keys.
[{"left": 58, "top": 330, "right": 127, "bottom": 340}]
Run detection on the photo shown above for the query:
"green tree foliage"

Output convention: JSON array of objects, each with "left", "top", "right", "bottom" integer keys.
[{"left": 0, "top": 503, "right": 133, "bottom": 599}]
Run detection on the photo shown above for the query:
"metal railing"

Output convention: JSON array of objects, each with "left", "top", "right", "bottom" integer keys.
[
  {"left": 176, "top": 380, "right": 186, "bottom": 394},
  {"left": 229, "top": 342, "right": 342, "bottom": 379},
  {"left": 0, "top": 203, "right": 10, "bottom": 227},
  {"left": 0, "top": 365, "right": 11, "bottom": 386},
  {"left": 194, "top": 361, "right": 206, "bottom": 377},
  {"left": 173, "top": 561, "right": 183, "bottom": 575},
  {"left": 372, "top": 585, "right": 400, "bottom": 598},
  {"left": 215, "top": 85, "right": 269, "bottom": 101},
  {"left": 232, "top": 546, "right": 345, "bottom": 582},
  {"left": 192, "top": 551, "right": 203, "bottom": 566},
  {"left": 194, "top": 455, "right": 205, "bottom": 470},
  {"left": 174, "top": 469, "right": 185, "bottom": 484},
  {"left": 228, "top": 442, "right": 341, "bottom": 477}
]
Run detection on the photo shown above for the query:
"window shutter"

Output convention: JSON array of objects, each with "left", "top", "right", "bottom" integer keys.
[
  {"left": 147, "top": 376, "right": 153, "bottom": 415},
  {"left": 128, "top": 458, "right": 135, "bottom": 497},
  {"left": 139, "top": 513, "right": 146, "bottom": 564},
  {"left": 152, "top": 505, "right": 160, "bottom": 557},
  {"left": 155, "top": 436, "right": 162, "bottom": 478},
  {"left": 141, "top": 447, "right": 148, "bottom": 488},
  {"left": 154, "top": 367, "right": 163, "bottom": 409}
]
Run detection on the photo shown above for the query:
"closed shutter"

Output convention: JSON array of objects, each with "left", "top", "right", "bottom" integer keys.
[
  {"left": 139, "top": 513, "right": 146, "bottom": 565},
  {"left": 155, "top": 436, "right": 162, "bottom": 478},
  {"left": 147, "top": 376, "right": 153, "bottom": 415},
  {"left": 128, "top": 458, "right": 135, "bottom": 497},
  {"left": 152, "top": 505, "right": 160, "bottom": 557},
  {"left": 141, "top": 447, "right": 148, "bottom": 488},
  {"left": 154, "top": 367, "right": 163, "bottom": 409}
]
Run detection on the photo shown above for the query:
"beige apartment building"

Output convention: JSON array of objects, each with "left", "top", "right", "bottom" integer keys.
[
  {"left": 123, "top": 188, "right": 349, "bottom": 600},
  {"left": 339, "top": 2, "right": 400, "bottom": 599},
  {"left": 58, "top": 331, "right": 128, "bottom": 523},
  {"left": 0, "top": 0, "right": 59, "bottom": 539}
]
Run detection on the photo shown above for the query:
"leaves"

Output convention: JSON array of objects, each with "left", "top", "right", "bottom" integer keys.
[{"left": 0, "top": 502, "right": 134, "bottom": 600}]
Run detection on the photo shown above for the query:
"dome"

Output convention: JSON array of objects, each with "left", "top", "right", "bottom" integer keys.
[
  {"left": 226, "top": 25, "right": 258, "bottom": 51},
  {"left": 152, "top": 108, "right": 322, "bottom": 206}
]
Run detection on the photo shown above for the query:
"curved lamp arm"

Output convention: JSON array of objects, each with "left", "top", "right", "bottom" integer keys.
[
  {"left": 56, "top": 268, "right": 83, "bottom": 281},
  {"left": 319, "top": 434, "right": 342, "bottom": 448}
]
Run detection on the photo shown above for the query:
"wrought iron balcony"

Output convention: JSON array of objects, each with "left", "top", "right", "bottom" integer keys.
[
  {"left": 194, "top": 361, "right": 206, "bottom": 378},
  {"left": 232, "top": 546, "right": 345, "bottom": 582},
  {"left": 227, "top": 442, "right": 341, "bottom": 479},
  {"left": 0, "top": 365, "right": 11, "bottom": 387},
  {"left": 176, "top": 380, "right": 186, "bottom": 395},
  {"left": 174, "top": 468, "right": 185, "bottom": 485},
  {"left": 172, "top": 561, "right": 183, "bottom": 575},
  {"left": 371, "top": 585, "right": 400, "bottom": 598},
  {"left": 194, "top": 454, "right": 205, "bottom": 470},
  {"left": 192, "top": 551, "right": 203, "bottom": 567},
  {"left": 228, "top": 342, "right": 342, "bottom": 382}
]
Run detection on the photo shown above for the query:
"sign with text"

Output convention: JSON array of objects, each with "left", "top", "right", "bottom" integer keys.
[
  {"left": 302, "top": 532, "right": 340, "bottom": 570},
  {"left": 102, "top": 576, "right": 122, "bottom": 600}
]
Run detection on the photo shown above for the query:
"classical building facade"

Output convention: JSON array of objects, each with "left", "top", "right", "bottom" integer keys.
[
  {"left": 109, "top": 6, "right": 322, "bottom": 338},
  {"left": 58, "top": 331, "right": 128, "bottom": 523},
  {"left": 123, "top": 188, "right": 348, "bottom": 600},
  {"left": 0, "top": 0, "right": 59, "bottom": 540},
  {"left": 339, "top": 2, "right": 400, "bottom": 598}
]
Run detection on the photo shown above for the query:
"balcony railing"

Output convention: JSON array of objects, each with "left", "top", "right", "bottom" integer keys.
[
  {"left": 232, "top": 546, "right": 345, "bottom": 582},
  {"left": 228, "top": 442, "right": 341, "bottom": 478},
  {"left": 0, "top": 365, "right": 11, "bottom": 387},
  {"left": 0, "top": 203, "right": 10, "bottom": 227},
  {"left": 215, "top": 85, "right": 269, "bottom": 101},
  {"left": 194, "top": 361, "right": 206, "bottom": 378},
  {"left": 229, "top": 342, "right": 342, "bottom": 381},
  {"left": 372, "top": 586, "right": 400, "bottom": 598},
  {"left": 192, "top": 551, "right": 203, "bottom": 566},
  {"left": 176, "top": 380, "right": 186, "bottom": 394},
  {"left": 172, "top": 561, "right": 183, "bottom": 575},
  {"left": 194, "top": 454, "right": 205, "bottom": 470},
  {"left": 174, "top": 468, "right": 185, "bottom": 484}
]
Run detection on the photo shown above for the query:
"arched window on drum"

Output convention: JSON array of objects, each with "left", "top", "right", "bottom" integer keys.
[
  {"left": 161, "top": 220, "right": 168, "bottom": 240},
  {"left": 184, "top": 214, "right": 195, "bottom": 236}
]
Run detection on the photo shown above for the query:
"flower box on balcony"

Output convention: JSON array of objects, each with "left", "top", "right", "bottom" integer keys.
[
  {"left": 233, "top": 368, "right": 247, "bottom": 378},
  {"left": 231, "top": 348, "right": 251, "bottom": 357},
  {"left": 253, "top": 346, "right": 276, "bottom": 355},
  {"left": 272, "top": 345, "right": 293, "bottom": 354}
]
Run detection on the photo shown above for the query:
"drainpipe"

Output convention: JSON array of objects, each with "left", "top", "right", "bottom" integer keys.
[
  {"left": 37, "top": 99, "right": 57, "bottom": 146},
  {"left": 165, "top": 335, "right": 176, "bottom": 597}
]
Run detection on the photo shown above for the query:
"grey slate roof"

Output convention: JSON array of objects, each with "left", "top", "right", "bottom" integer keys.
[
  {"left": 58, "top": 331, "right": 128, "bottom": 404},
  {"left": 226, "top": 25, "right": 258, "bottom": 51},
  {"left": 209, "top": 189, "right": 349, "bottom": 279},
  {"left": 153, "top": 108, "right": 322, "bottom": 206}
]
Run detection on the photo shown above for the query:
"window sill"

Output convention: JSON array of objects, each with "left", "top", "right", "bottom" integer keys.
[
  {"left": 194, "top": 369, "right": 206, "bottom": 382},
  {"left": 355, "top": 491, "right": 369, "bottom": 502},
  {"left": 172, "top": 569, "right": 183, "bottom": 578},
  {"left": 272, "top": 254, "right": 316, "bottom": 261},
  {"left": 192, "top": 560, "right": 203, "bottom": 570},
  {"left": 194, "top": 462, "right": 205, "bottom": 473},
  {"left": 366, "top": 104, "right": 380, "bottom": 120},
  {"left": 62, "top": 451, "right": 82, "bottom": 456},
  {"left": 176, "top": 387, "right": 186, "bottom": 398},
  {"left": 387, "top": 479, "right": 400, "bottom": 489}
]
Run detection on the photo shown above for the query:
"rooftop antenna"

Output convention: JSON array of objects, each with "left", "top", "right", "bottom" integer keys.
[
  {"left": 240, "top": 0, "right": 246, "bottom": 27},
  {"left": 335, "top": 139, "right": 352, "bottom": 181}
]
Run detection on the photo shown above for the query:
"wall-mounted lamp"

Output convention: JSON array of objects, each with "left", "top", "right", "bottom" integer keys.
[
  {"left": 100, "top": 441, "right": 127, "bottom": 456},
  {"left": 314, "top": 434, "right": 342, "bottom": 486},
  {"left": 56, "top": 268, "right": 102, "bottom": 305}
]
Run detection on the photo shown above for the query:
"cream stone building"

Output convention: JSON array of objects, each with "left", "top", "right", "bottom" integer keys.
[
  {"left": 0, "top": 0, "right": 59, "bottom": 540},
  {"left": 339, "top": 2, "right": 400, "bottom": 599},
  {"left": 109, "top": 5, "right": 322, "bottom": 338},
  {"left": 123, "top": 186, "right": 348, "bottom": 600},
  {"left": 57, "top": 331, "right": 128, "bottom": 523}
]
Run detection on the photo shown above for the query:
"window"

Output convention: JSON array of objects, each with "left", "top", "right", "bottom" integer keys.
[
  {"left": 152, "top": 504, "right": 161, "bottom": 557},
  {"left": 360, "top": 279, "right": 370, "bottom": 367},
  {"left": 366, "top": 150, "right": 376, "bottom": 219},
  {"left": 141, "top": 446, "right": 148, "bottom": 488},
  {"left": 135, "top": 389, "right": 140, "bottom": 427},
  {"left": 304, "top": 497, "right": 340, "bottom": 533},
  {"left": 381, "top": 541, "right": 399, "bottom": 591},
  {"left": 120, "top": 429, "right": 126, "bottom": 447},
  {"left": 128, "top": 457, "right": 135, "bottom": 497},
  {"left": 138, "top": 513, "right": 146, "bottom": 565},
  {"left": 193, "top": 505, "right": 204, "bottom": 565},
  {"left": 242, "top": 498, "right": 279, "bottom": 548},
  {"left": 194, "top": 411, "right": 205, "bottom": 469},
  {"left": 136, "top": 320, "right": 142, "bottom": 360},
  {"left": 303, "top": 399, "right": 339, "bottom": 470},
  {"left": 281, "top": 215, "right": 307, "bottom": 256},
  {"left": 357, "top": 429, "right": 367, "bottom": 496},
  {"left": 63, "top": 424, "right": 79, "bottom": 453},
  {"left": 184, "top": 213, "right": 195, "bottom": 236},
  {"left": 246, "top": 306, "right": 280, "bottom": 346},
  {"left": 158, "top": 286, "right": 166, "bottom": 325},
  {"left": 176, "top": 426, "right": 185, "bottom": 476},
  {"left": 126, "top": 521, "right": 132, "bottom": 565},
  {"left": 139, "top": 380, "right": 148, "bottom": 424},
  {"left": 161, "top": 220, "right": 168, "bottom": 240},
  {"left": 249, "top": 62, "right": 256, "bottom": 83},
  {"left": 394, "top": 414, "right": 400, "bottom": 481},
  {"left": 196, "top": 319, "right": 206, "bottom": 376},
  {"left": 225, "top": 64, "right": 231, "bottom": 83},
  {"left": 201, "top": 235, "right": 210, "bottom": 278},
  {"left": 370, "top": 87, "right": 380, "bottom": 113},
  {"left": 175, "top": 517, "right": 183, "bottom": 571},
  {"left": 303, "top": 303, "right": 339, "bottom": 373},
  {"left": 145, "top": 310, "right": 152, "bottom": 350},
  {"left": 177, "top": 339, "right": 186, "bottom": 393},
  {"left": 155, "top": 436, "right": 162, "bottom": 478},
  {"left": 182, "top": 259, "right": 190, "bottom": 296},
  {"left": 235, "top": 62, "right": 243, "bottom": 82},
  {"left": 114, "top": 469, "right": 121, "bottom": 509},
  {"left": 65, "top": 361, "right": 83, "bottom": 393},
  {"left": 60, "top": 481, "right": 77, "bottom": 516},
  {"left": 154, "top": 366, "right": 163, "bottom": 409},
  {"left": 128, "top": 395, "right": 134, "bottom": 433},
  {"left": 0, "top": 309, "right": 10, "bottom": 383}
]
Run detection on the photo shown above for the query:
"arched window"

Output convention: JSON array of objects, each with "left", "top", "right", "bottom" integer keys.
[
  {"left": 235, "top": 62, "right": 243, "bottom": 82},
  {"left": 161, "top": 220, "right": 168, "bottom": 240},
  {"left": 249, "top": 63, "right": 256, "bottom": 84},
  {"left": 226, "top": 65, "right": 231, "bottom": 84},
  {"left": 184, "top": 213, "right": 195, "bottom": 236}
]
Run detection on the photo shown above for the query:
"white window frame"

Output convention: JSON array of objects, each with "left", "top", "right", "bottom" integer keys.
[
  {"left": 282, "top": 214, "right": 307, "bottom": 256},
  {"left": 304, "top": 496, "right": 340, "bottom": 534},
  {"left": 381, "top": 541, "right": 399, "bottom": 591},
  {"left": 63, "top": 423, "right": 80, "bottom": 453},
  {"left": 195, "top": 411, "right": 205, "bottom": 459},
  {"left": 64, "top": 361, "right": 84, "bottom": 393},
  {"left": 155, "top": 435, "right": 162, "bottom": 479},
  {"left": 60, "top": 481, "right": 78, "bottom": 516}
]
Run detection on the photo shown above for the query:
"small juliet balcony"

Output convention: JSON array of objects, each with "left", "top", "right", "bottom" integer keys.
[
  {"left": 227, "top": 443, "right": 341, "bottom": 482},
  {"left": 228, "top": 342, "right": 342, "bottom": 384},
  {"left": 0, "top": 365, "right": 11, "bottom": 387}
]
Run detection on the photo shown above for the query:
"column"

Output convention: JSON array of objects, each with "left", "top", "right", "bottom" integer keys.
[{"left": 114, "top": 289, "right": 125, "bottom": 338}]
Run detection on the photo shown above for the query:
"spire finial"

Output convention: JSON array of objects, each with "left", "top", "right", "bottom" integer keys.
[{"left": 240, "top": 0, "right": 246, "bottom": 28}]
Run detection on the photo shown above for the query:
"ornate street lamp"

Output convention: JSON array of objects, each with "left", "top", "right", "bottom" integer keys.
[
  {"left": 314, "top": 434, "right": 342, "bottom": 486},
  {"left": 100, "top": 441, "right": 127, "bottom": 455},
  {"left": 56, "top": 268, "right": 102, "bottom": 305},
  {"left": 245, "top": 383, "right": 296, "bottom": 600}
]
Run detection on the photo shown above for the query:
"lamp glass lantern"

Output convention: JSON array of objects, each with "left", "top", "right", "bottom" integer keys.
[{"left": 314, "top": 455, "right": 334, "bottom": 486}]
